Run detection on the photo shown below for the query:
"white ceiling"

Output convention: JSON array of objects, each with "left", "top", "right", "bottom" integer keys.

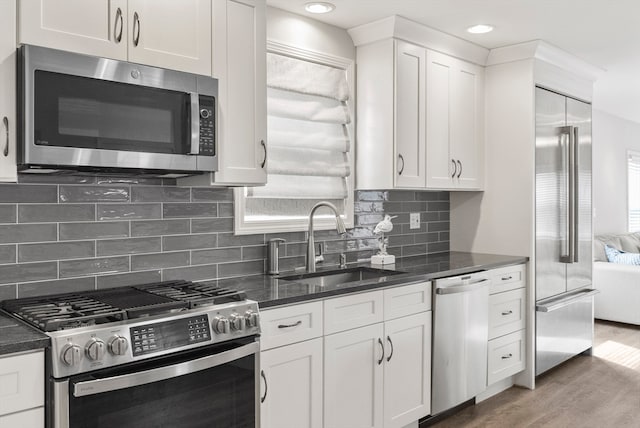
[{"left": 267, "top": 0, "right": 640, "bottom": 124}]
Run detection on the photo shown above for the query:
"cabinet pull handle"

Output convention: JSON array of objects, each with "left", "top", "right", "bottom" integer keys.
[
  {"left": 114, "top": 7, "right": 123, "bottom": 43},
  {"left": 502, "top": 276, "right": 513, "bottom": 281},
  {"left": 277, "top": 320, "right": 302, "bottom": 329},
  {"left": 377, "top": 338, "right": 384, "bottom": 365},
  {"left": 260, "top": 370, "right": 267, "bottom": 403},
  {"left": 397, "top": 154, "right": 405, "bottom": 175},
  {"left": 133, "top": 12, "right": 141, "bottom": 47},
  {"left": 501, "top": 353, "right": 513, "bottom": 360},
  {"left": 501, "top": 310, "right": 513, "bottom": 316},
  {"left": 451, "top": 159, "right": 457, "bottom": 178},
  {"left": 2, "top": 117, "right": 8, "bottom": 157},
  {"left": 260, "top": 140, "right": 267, "bottom": 168},
  {"left": 457, "top": 160, "right": 462, "bottom": 178},
  {"left": 386, "top": 335, "right": 394, "bottom": 362}
]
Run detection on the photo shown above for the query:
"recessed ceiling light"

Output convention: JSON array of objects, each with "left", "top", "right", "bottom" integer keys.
[
  {"left": 305, "top": 2, "right": 335, "bottom": 14},
  {"left": 467, "top": 24, "right": 494, "bottom": 34}
]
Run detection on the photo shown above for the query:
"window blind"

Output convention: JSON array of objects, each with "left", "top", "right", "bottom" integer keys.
[
  {"left": 628, "top": 152, "right": 640, "bottom": 232},
  {"left": 246, "top": 53, "right": 352, "bottom": 219}
]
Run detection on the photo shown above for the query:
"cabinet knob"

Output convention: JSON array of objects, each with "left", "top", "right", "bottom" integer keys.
[
  {"left": 451, "top": 159, "right": 457, "bottom": 178},
  {"left": 260, "top": 140, "right": 267, "bottom": 168},
  {"left": 133, "top": 12, "right": 141, "bottom": 47},
  {"left": 398, "top": 154, "right": 405, "bottom": 175},
  {"left": 3, "top": 117, "right": 8, "bottom": 157},
  {"left": 457, "top": 160, "right": 462, "bottom": 178},
  {"left": 114, "top": 7, "right": 123, "bottom": 43}
]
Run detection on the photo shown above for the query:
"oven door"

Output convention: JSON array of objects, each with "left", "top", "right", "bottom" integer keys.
[{"left": 52, "top": 339, "right": 259, "bottom": 428}]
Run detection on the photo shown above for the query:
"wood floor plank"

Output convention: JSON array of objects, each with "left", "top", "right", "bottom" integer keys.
[{"left": 431, "top": 321, "right": 640, "bottom": 427}]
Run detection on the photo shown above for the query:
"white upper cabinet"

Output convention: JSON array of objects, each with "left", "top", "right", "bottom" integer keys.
[
  {"left": 356, "top": 38, "right": 484, "bottom": 191},
  {"left": 127, "top": 0, "right": 212, "bottom": 75},
  {"left": 394, "top": 41, "right": 426, "bottom": 188},
  {"left": 18, "top": 0, "right": 128, "bottom": 60},
  {"left": 426, "top": 50, "right": 484, "bottom": 190},
  {"left": 18, "top": 0, "right": 212, "bottom": 75},
  {"left": 0, "top": 0, "right": 17, "bottom": 182}
]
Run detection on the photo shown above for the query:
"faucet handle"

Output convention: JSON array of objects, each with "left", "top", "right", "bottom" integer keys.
[
  {"left": 340, "top": 253, "right": 347, "bottom": 269},
  {"left": 315, "top": 242, "right": 324, "bottom": 264}
]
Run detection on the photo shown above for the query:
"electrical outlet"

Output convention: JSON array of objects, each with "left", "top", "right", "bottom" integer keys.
[{"left": 410, "top": 212, "right": 420, "bottom": 229}]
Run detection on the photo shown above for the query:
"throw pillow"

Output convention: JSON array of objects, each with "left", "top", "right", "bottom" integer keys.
[{"left": 604, "top": 245, "right": 640, "bottom": 265}]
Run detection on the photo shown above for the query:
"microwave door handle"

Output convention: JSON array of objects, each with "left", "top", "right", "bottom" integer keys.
[
  {"left": 72, "top": 341, "right": 259, "bottom": 397},
  {"left": 189, "top": 92, "right": 200, "bottom": 154}
]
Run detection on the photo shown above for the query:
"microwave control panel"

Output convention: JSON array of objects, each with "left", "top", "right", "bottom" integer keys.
[{"left": 198, "top": 95, "right": 216, "bottom": 156}]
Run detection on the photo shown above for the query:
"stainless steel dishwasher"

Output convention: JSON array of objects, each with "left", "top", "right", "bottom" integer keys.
[{"left": 431, "top": 271, "right": 490, "bottom": 415}]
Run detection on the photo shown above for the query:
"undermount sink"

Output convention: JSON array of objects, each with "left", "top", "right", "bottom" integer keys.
[{"left": 278, "top": 267, "right": 404, "bottom": 288}]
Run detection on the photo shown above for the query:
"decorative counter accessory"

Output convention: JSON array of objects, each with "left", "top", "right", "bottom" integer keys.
[{"left": 371, "top": 215, "right": 397, "bottom": 266}]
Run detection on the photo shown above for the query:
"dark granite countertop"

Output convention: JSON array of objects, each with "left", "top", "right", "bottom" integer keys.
[
  {"left": 206, "top": 251, "right": 529, "bottom": 309},
  {"left": 0, "top": 310, "right": 50, "bottom": 356}
]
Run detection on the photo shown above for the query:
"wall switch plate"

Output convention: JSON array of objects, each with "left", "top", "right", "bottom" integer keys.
[{"left": 409, "top": 212, "right": 420, "bottom": 229}]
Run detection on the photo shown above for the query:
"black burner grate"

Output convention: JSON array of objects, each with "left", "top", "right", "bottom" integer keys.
[{"left": 136, "top": 280, "right": 248, "bottom": 308}]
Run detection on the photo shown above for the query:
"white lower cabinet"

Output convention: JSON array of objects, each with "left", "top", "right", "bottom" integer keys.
[
  {"left": 0, "top": 350, "right": 45, "bottom": 427},
  {"left": 0, "top": 0, "right": 17, "bottom": 182},
  {"left": 324, "top": 323, "right": 384, "bottom": 428},
  {"left": 261, "top": 337, "right": 323, "bottom": 428},
  {"left": 260, "top": 282, "right": 432, "bottom": 428}
]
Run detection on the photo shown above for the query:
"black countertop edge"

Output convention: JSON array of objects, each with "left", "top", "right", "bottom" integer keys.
[
  {"left": 208, "top": 251, "right": 529, "bottom": 309},
  {"left": 0, "top": 310, "right": 51, "bottom": 356}
]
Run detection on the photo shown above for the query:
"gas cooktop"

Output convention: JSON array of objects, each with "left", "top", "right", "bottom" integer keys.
[{"left": 1, "top": 280, "right": 260, "bottom": 378}]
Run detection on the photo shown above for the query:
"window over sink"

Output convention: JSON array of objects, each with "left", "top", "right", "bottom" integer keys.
[{"left": 234, "top": 42, "right": 354, "bottom": 234}]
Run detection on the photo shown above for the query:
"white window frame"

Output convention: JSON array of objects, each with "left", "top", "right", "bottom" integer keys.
[
  {"left": 628, "top": 150, "right": 640, "bottom": 232},
  {"left": 234, "top": 40, "right": 355, "bottom": 235}
]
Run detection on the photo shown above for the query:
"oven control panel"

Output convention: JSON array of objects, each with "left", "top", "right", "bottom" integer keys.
[
  {"left": 48, "top": 300, "right": 260, "bottom": 378},
  {"left": 130, "top": 315, "right": 210, "bottom": 357}
]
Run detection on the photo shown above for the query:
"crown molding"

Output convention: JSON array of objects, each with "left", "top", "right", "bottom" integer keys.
[{"left": 348, "top": 15, "right": 489, "bottom": 66}]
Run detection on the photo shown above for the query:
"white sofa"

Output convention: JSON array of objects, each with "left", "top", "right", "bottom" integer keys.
[{"left": 593, "top": 233, "right": 640, "bottom": 325}]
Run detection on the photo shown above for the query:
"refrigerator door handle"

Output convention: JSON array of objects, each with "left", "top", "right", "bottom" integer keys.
[
  {"left": 572, "top": 126, "right": 580, "bottom": 263},
  {"left": 559, "top": 126, "right": 576, "bottom": 264},
  {"left": 536, "top": 289, "right": 599, "bottom": 313}
]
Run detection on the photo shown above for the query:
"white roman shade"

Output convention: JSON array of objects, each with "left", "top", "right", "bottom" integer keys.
[
  {"left": 244, "top": 52, "right": 353, "bottom": 222},
  {"left": 628, "top": 151, "right": 640, "bottom": 232}
]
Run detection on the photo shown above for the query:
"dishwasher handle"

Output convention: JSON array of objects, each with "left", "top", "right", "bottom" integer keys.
[{"left": 435, "top": 278, "right": 490, "bottom": 295}]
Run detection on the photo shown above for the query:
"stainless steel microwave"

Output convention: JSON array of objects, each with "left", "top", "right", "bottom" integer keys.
[{"left": 18, "top": 45, "right": 217, "bottom": 177}]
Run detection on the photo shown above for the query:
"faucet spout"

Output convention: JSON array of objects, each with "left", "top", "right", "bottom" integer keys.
[{"left": 306, "top": 201, "right": 346, "bottom": 273}]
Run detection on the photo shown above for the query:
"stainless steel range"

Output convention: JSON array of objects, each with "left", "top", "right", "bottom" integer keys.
[{"left": 1, "top": 280, "right": 261, "bottom": 428}]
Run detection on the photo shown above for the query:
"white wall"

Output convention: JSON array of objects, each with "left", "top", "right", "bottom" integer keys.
[
  {"left": 592, "top": 109, "right": 640, "bottom": 235},
  {"left": 267, "top": 6, "right": 355, "bottom": 60}
]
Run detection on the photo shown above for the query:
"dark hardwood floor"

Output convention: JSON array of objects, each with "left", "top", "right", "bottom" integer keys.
[{"left": 432, "top": 320, "right": 640, "bottom": 428}]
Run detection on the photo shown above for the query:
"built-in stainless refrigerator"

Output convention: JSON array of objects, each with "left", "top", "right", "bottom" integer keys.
[{"left": 535, "top": 86, "right": 599, "bottom": 376}]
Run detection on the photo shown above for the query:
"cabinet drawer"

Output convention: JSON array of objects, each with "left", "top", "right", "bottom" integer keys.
[
  {"left": 260, "top": 301, "right": 323, "bottom": 350},
  {"left": 487, "top": 329, "right": 525, "bottom": 385},
  {"left": 488, "top": 288, "right": 526, "bottom": 339},
  {"left": 489, "top": 264, "right": 526, "bottom": 294},
  {"left": 0, "top": 350, "right": 44, "bottom": 415},
  {"left": 383, "top": 281, "right": 431, "bottom": 320},
  {"left": 324, "top": 291, "right": 383, "bottom": 335},
  {"left": 0, "top": 406, "right": 44, "bottom": 427}
]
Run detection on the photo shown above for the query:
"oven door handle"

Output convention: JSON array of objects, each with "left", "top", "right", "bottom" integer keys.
[{"left": 72, "top": 341, "right": 259, "bottom": 397}]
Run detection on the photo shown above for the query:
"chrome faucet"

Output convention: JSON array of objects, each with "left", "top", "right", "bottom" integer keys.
[{"left": 306, "top": 201, "right": 346, "bottom": 273}]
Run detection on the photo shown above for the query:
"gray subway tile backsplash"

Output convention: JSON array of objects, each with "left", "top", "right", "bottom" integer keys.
[
  {"left": 18, "top": 204, "right": 96, "bottom": 223},
  {"left": 97, "top": 203, "right": 162, "bottom": 221},
  {"left": 0, "top": 177, "right": 449, "bottom": 298},
  {"left": 0, "top": 205, "right": 16, "bottom": 223},
  {"left": 19, "top": 241, "right": 95, "bottom": 262}
]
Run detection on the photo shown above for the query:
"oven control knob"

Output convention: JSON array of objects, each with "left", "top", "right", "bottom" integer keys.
[
  {"left": 61, "top": 344, "right": 83, "bottom": 367},
  {"left": 213, "top": 316, "right": 230, "bottom": 334},
  {"left": 245, "top": 310, "right": 260, "bottom": 328},
  {"left": 108, "top": 335, "right": 129, "bottom": 356},
  {"left": 229, "top": 313, "right": 245, "bottom": 331},
  {"left": 85, "top": 338, "right": 106, "bottom": 361}
]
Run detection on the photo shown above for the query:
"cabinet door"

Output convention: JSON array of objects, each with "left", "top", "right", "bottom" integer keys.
[
  {"left": 451, "top": 59, "right": 484, "bottom": 189},
  {"left": 0, "top": 407, "right": 44, "bottom": 428},
  {"left": 394, "top": 40, "right": 426, "bottom": 188},
  {"left": 383, "top": 312, "right": 431, "bottom": 428},
  {"left": 127, "top": 0, "right": 212, "bottom": 75},
  {"left": 261, "top": 338, "right": 323, "bottom": 428},
  {"left": 324, "top": 323, "right": 384, "bottom": 428},
  {"left": 211, "top": 0, "right": 267, "bottom": 185},
  {"left": 18, "top": 0, "right": 127, "bottom": 60},
  {"left": 0, "top": 0, "right": 17, "bottom": 182},
  {"left": 425, "top": 50, "right": 455, "bottom": 189}
]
